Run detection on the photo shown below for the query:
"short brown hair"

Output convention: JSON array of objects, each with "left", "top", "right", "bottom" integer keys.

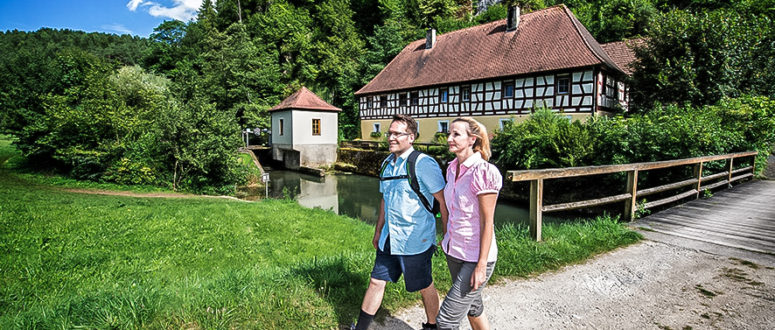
[{"left": 392, "top": 114, "right": 419, "bottom": 138}]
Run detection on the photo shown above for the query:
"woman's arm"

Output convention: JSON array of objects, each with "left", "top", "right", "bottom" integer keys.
[{"left": 471, "top": 192, "right": 497, "bottom": 290}]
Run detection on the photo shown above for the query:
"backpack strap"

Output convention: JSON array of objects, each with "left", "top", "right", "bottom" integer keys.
[
  {"left": 379, "top": 154, "right": 409, "bottom": 181},
  {"left": 406, "top": 150, "right": 436, "bottom": 215}
]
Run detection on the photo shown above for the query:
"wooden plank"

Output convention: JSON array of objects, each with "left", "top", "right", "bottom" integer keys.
[
  {"left": 624, "top": 170, "right": 638, "bottom": 221},
  {"left": 530, "top": 179, "right": 543, "bottom": 241},
  {"left": 543, "top": 193, "right": 632, "bottom": 212},
  {"left": 642, "top": 217, "right": 775, "bottom": 249},
  {"left": 730, "top": 173, "right": 754, "bottom": 183},
  {"left": 731, "top": 166, "right": 753, "bottom": 175},
  {"left": 638, "top": 178, "right": 698, "bottom": 197},
  {"left": 644, "top": 213, "right": 775, "bottom": 238},
  {"left": 508, "top": 151, "right": 757, "bottom": 181},
  {"left": 643, "top": 189, "right": 698, "bottom": 209},
  {"left": 701, "top": 180, "right": 729, "bottom": 191},
  {"left": 700, "top": 171, "right": 727, "bottom": 182}
]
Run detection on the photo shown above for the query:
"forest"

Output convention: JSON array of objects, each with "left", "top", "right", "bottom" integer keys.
[{"left": 1, "top": 0, "right": 773, "bottom": 192}]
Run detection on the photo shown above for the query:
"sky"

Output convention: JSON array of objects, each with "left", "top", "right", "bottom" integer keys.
[{"left": 0, "top": 0, "right": 203, "bottom": 37}]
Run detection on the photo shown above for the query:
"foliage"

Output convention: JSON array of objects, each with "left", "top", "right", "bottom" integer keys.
[
  {"left": 492, "top": 96, "right": 775, "bottom": 174},
  {"left": 630, "top": 8, "right": 774, "bottom": 110}
]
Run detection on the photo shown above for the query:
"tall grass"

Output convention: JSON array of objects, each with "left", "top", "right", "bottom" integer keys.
[{"left": 1, "top": 136, "right": 641, "bottom": 328}]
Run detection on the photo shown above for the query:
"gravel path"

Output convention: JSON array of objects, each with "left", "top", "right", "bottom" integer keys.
[{"left": 372, "top": 240, "right": 775, "bottom": 329}]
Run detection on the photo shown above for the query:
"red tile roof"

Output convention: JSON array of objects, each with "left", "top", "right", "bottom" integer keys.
[
  {"left": 355, "top": 5, "right": 624, "bottom": 95},
  {"left": 269, "top": 86, "right": 341, "bottom": 112},
  {"left": 600, "top": 39, "right": 644, "bottom": 76}
]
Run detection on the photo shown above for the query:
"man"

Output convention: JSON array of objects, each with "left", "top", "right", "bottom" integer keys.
[{"left": 353, "top": 114, "right": 448, "bottom": 330}]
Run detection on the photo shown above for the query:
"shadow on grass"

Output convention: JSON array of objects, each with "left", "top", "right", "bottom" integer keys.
[
  {"left": 290, "top": 255, "right": 418, "bottom": 329},
  {"left": 291, "top": 256, "right": 367, "bottom": 325}
]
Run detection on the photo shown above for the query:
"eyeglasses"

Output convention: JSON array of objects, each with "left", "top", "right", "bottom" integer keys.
[{"left": 387, "top": 131, "right": 411, "bottom": 138}]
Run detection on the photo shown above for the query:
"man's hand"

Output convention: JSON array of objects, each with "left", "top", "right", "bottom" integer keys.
[{"left": 372, "top": 231, "right": 381, "bottom": 250}]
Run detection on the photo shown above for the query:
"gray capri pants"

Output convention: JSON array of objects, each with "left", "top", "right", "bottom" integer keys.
[{"left": 436, "top": 254, "right": 496, "bottom": 329}]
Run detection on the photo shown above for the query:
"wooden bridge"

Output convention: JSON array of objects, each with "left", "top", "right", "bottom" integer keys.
[
  {"left": 508, "top": 151, "right": 775, "bottom": 262},
  {"left": 508, "top": 151, "right": 775, "bottom": 263},
  {"left": 635, "top": 179, "right": 775, "bottom": 259}
]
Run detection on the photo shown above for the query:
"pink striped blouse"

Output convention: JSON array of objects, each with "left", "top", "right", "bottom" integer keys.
[{"left": 442, "top": 152, "right": 502, "bottom": 263}]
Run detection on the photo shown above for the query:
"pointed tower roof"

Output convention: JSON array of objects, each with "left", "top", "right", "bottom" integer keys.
[{"left": 269, "top": 86, "right": 341, "bottom": 112}]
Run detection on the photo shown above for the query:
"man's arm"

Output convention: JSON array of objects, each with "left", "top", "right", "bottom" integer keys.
[{"left": 373, "top": 198, "right": 385, "bottom": 249}]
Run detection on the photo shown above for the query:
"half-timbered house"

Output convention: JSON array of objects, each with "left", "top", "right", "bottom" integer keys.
[{"left": 355, "top": 5, "right": 636, "bottom": 142}]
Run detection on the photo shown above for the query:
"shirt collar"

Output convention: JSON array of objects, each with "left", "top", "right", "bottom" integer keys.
[
  {"left": 393, "top": 146, "right": 415, "bottom": 164},
  {"left": 461, "top": 151, "right": 483, "bottom": 168}
]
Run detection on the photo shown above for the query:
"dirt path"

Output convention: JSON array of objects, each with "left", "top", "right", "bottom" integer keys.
[
  {"left": 373, "top": 240, "right": 775, "bottom": 329},
  {"left": 62, "top": 188, "right": 247, "bottom": 201}
]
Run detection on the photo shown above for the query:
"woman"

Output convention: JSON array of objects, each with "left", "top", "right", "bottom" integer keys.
[{"left": 436, "top": 117, "right": 502, "bottom": 330}]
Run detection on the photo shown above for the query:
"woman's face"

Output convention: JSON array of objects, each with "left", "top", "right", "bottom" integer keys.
[{"left": 447, "top": 121, "right": 476, "bottom": 154}]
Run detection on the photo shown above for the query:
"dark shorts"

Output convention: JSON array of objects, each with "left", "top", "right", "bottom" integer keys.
[{"left": 370, "top": 237, "right": 436, "bottom": 292}]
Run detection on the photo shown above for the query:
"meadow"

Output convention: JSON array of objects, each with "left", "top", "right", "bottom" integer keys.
[{"left": 0, "top": 136, "right": 641, "bottom": 328}]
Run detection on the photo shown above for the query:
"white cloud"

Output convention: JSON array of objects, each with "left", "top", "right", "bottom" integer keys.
[
  {"left": 126, "top": 0, "right": 144, "bottom": 11},
  {"left": 127, "top": 0, "right": 201, "bottom": 21},
  {"left": 102, "top": 24, "right": 134, "bottom": 35}
]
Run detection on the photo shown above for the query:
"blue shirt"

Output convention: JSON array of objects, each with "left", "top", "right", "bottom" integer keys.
[{"left": 379, "top": 147, "right": 446, "bottom": 255}]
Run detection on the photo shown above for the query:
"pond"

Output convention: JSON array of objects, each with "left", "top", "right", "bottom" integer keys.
[{"left": 241, "top": 170, "right": 561, "bottom": 227}]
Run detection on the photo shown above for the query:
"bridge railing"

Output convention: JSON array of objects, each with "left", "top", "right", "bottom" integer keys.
[{"left": 507, "top": 151, "right": 759, "bottom": 241}]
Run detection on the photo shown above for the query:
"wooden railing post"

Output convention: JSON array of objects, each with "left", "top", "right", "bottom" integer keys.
[
  {"left": 728, "top": 157, "right": 734, "bottom": 188},
  {"left": 529, "top": 179, "right": 543, "bottom": 241},
  {"left": 694, "top": 162, "right": 703, "bottom": 198},
  {"left": 751, "top": 155, "right": 756, "bottom": 177},
  {"left": 623, "top": 170, "right": 638, "bottom": 221}
]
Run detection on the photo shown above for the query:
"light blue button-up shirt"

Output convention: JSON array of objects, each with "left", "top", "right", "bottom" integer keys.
[{"left": 378, "top": 147, "right": 446, "bottom": 255}]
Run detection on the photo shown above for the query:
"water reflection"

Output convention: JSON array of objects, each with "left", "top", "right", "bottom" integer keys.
[{"left": 250, "top": 170, "right": 559, "bottom": 227}]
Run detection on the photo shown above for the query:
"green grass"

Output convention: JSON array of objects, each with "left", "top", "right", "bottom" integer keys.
[{"left": 0, "top": 135, "right": 642, "bottom": 328}]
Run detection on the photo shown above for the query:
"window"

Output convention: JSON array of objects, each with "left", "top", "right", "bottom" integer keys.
[
  {"left": 373, "top": 123, "right": 381, "bottom": 133},
  {"left": 557, "top": 77, "right": 570, "bottom": 94},
  {"left": 502, "top": 81, "right": 514, "bottom": 98},
  {"left": 438, "top": 120, "right": 449, "bottom": 133},
  {"left": 379, "top": 95, "right": 387, "bottom": 108},
  {"left": 399, "top": 93, "right": 407, "bottom": 107},
  {"left": 461, "top": 86, "right": 471, "bottom": 102},
  {"left": 279, "top": 119, "right": 284, "bottom": 136},
  {"left": 366, "top": 96, "right": 373, "bottom": 109},
  {"left": 499, "top": 118, "right": 513, "bottom": 130},
  {"left": 439, "top": 88, "right": 448, "bottom": 103},
  {"left": 410, "top": 91, "right": 419, "bottom": 106},
  {"left": 312, "top": 118, "right": 321, "bottom": 136}
]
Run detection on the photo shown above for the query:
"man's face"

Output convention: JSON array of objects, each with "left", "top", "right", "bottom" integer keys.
[{"left": 387, "top": 120, "right": 414, "bottom": 155}]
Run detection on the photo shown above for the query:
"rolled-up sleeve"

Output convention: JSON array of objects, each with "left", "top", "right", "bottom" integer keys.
[{"left": 472, "top": 163, "right": 503, "bottom": 195}]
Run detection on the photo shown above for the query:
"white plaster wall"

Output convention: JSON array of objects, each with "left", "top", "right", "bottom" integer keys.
[
  {"left": 271, "top": 110, "right": 293, "bottom": 145},
  {"left": 292, "top": 110, "right": 338, "bottom": 145}
]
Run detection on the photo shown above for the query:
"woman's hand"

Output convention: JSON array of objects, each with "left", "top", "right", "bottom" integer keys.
[{"left": 470, "top": 263, "right": 487, "bottom": 291}]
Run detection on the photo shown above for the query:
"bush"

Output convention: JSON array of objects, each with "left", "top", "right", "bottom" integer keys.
[{"left": 492, "top": 96, "right": 775, "bottom": 174}]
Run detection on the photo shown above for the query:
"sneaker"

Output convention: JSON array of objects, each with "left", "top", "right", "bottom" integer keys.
[
  {"left": 422, "top": 322, "right": 438, "bottom": 330},
  {"left": 349, "top": 323, "right": 357, "bottom": 330}
]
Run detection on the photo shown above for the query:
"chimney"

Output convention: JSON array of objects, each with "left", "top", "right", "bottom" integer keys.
[
  {"left": 507, "top": 6, "right": 520, "bottom": 32},
  {"left": 426, "top": 28, "right": 436, "bottom": 49}
]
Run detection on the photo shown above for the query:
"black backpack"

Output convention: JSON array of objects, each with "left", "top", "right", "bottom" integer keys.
[{"left": 379, "top": 150, "right": 441, "bottom": 217}]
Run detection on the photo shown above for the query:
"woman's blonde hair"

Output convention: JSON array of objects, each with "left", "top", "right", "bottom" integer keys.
[{"left": 452, "top": 117, "right": 491, "bottom": 161}]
